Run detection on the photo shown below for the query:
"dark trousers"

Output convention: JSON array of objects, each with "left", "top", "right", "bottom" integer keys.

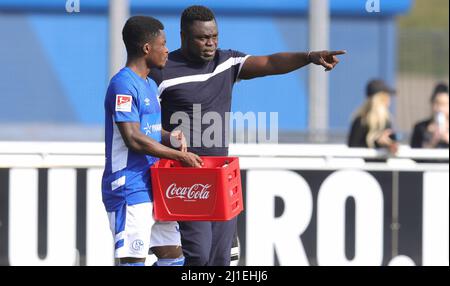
[{"left": 179, "top": 217, "right": 237, "bottom": 266}]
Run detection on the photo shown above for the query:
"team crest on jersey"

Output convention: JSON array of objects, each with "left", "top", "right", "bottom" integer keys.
[
  {"left": 132, "top": 239, "right": 144, "bottom": 251},
  {"left": 115, "top": 94, "right": 132, "bottom": 112}
]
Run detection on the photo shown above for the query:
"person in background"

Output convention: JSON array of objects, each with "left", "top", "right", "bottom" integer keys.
[
  {"left": 348, "top": 79, "right": 399, "bottom": 154},
  {"left": 410, "top": 83, "right": 449, "bottom": 149}
]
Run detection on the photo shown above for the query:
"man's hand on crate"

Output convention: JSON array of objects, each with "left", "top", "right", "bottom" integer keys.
[{"left": 178, "top": 152, "right": 203, "bottom": 168}]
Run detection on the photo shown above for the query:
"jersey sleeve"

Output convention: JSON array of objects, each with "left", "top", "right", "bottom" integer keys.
[
  {"left": 226, "top": 49, "right": 251, "bottom": 83},
  {"left": 106, "top": 79, "right": 140, "bottom": 123}
]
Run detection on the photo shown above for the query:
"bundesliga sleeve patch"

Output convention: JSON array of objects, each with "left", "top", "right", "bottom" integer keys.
[{"left": 115, "top": 94, "right": 132, "bottom": 112}]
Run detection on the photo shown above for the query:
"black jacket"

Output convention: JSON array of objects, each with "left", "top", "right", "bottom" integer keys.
[
  {"left": 347, "top": 116, "right": 395, "bottom": 148},
  {"left": 410, "top": 118, "right": 449, "bottom": 148}
]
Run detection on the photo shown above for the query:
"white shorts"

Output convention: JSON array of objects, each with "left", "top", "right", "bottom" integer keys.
[{"left": 107, "top": 202, "right": 181, "bottom": 258}]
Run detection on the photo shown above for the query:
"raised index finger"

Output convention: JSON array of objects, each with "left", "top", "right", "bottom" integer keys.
[{"left": 329, "top": 50, "right": 346, "bottom": 56}]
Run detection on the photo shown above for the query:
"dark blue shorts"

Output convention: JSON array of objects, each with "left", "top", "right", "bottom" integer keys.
[{"left": 178, "top": 218, "right": 237, "bottom": 266}]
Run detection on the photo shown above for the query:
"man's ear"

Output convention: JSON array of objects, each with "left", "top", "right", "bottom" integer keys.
[{"left": 142, "top": 42, "right": 151, "bottom": 55}]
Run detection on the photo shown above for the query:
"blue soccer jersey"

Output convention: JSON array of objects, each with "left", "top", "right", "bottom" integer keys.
[{"left": 102, "top": 67, "right": 162, "bottom": 211}]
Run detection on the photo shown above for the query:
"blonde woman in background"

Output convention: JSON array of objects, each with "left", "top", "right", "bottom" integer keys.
[{"left": 348, "top": 79, "right": 399, "bottom": 154}]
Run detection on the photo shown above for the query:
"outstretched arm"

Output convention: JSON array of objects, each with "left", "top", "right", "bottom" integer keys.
[{"left": 238, "top": 50, "right": 346, "bottom": 80}]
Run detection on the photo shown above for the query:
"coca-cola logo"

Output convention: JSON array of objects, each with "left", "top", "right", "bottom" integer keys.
[{"left": 165, "top": 183, "right": 211, "bottom": 201}]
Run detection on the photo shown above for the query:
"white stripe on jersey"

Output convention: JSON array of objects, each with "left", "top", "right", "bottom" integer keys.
[
  {"left": 111, "top": 117, "right": 129, "bottom": 173},
  {"left": 115, "top": 231, "right": 125, "bottom": 242},
  {"left": 158, "top": 55, "right": 250, "bottom": 96},
  {"left": 236, "top": 55, "right": 251, "bottom": 83},
  {"left": 111, "top": 176, "right": 126, "bottom": 191}
]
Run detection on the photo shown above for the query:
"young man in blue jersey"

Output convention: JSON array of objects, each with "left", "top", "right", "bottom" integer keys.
[
  {"left": 149, "top": 6, "right": 345, "bottom": 266},
  {"left": 102, "top": 16, "right": 203, "bottom": 266}
]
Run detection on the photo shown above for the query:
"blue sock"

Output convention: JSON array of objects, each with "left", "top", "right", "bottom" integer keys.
[
  {"left": 154, "top": 256, "right": 185, "bottom": 266},
  {"left": 119, "top": 262, "right": 145, "bottom": 266}
]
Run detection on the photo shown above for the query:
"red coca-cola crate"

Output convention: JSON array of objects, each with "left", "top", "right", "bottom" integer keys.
[{"left": 150, "top": 156, "right": 243, "bottom": 221}]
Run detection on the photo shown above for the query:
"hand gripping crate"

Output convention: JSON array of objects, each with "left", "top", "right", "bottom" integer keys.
[{"left": 150, "top": 156, "right": 243, "bottom": 221}]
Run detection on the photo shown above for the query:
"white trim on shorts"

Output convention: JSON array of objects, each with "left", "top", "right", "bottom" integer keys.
[{"left": 107, "top": 202, "right": 181, "bottom": 258}]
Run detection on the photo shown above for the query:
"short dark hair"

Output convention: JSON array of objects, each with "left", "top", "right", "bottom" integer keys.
[
  {"left": 181, "top": 5, "right": 215, "bottom": 33},
  {"left": 122, "top": 16, "right": 164, "bottom": 57},
  {"left": 431, "top": 82, "right": 449, "bottom": 102}
]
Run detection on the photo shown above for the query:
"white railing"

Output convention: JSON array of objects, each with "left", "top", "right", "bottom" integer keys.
[{"left": 0, "top": 141, "right": 448, "bottom": 170}]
